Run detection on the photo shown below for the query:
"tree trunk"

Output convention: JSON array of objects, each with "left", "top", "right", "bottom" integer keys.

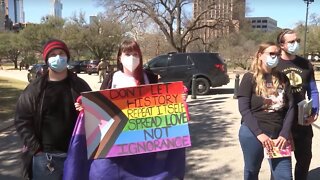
[{"left": 14, "top": 60, "right": 18, "bottom": 69}]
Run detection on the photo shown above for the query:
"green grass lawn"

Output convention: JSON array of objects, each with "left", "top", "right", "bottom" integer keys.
[{"left": 0, "top": 77, "right": 28, "bottom": 121}]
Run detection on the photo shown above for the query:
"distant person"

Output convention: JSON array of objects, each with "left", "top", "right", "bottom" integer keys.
[
  {"left": 97, "top": 58, "right": 108, "bottom": 83},
  {"left": 19, "top": 61, "right": 25, "bottom": 71},
  {"left": 25, "top": 63, "right": 29, "bottom": 70},
  {"left": 276, "top": 28, "right": 319, "bottom": 180},
  {"left": 238, "top": 42, "right": 294, "bottom": 179},
  {"left": 14, "top": 39, "right": 91, "bottom": 180}
]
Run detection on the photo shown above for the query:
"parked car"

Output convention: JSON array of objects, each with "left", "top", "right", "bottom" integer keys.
[
  {"left": 67, "top": 61, "right": 81, "bottom": 73},
  {"left": 144, "top": 52, "right": 230, "bottom": 95},
  {"left": 80, "top": 60, "right": 90, "bottom": 73},
  {"left": 27, "top": 64, "right": 34, "bottom": 71},
  {"left": 86, "top": 60, "right": 100, "bottom": 75},
  {"left": 27, "top": 63, "right": 48, "bottom": 82},
  {"left": 67, "top": 60, "right": 90, "bottom": 73}
]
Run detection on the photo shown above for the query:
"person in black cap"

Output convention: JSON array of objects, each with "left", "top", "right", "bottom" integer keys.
[{"left": 14, "top": 39, "right": 91, "bottom": 180}]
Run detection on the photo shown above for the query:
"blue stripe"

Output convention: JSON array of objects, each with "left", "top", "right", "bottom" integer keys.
[
  {"left": 114, "top": 124, "right": 190, "bottom": 144},
  {"left": 308, "top": 80, "right": 319, "bottom": 114}
]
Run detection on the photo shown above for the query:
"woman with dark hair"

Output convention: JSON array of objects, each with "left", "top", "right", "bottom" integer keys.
[
  {"left": 238, "top": 42, "right": 294, "bottom": 179},
  {"left": 101, "top": 39, "right": 158, "bottom": 89},
  {"left": 71, "top": 39, "right": 186, "bottom": 180}
]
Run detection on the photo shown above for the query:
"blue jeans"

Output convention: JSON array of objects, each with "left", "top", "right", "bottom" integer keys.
[
  {"left": 32, "top": 152, "right": 67, "bottom": 180},
  {"left": 239, "top": 124, "right": 292, "bottom": 180}
]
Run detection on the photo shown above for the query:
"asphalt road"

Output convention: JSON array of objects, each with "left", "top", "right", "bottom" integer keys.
[{"left": 0, "top": 69, "right": 319, "bottom": 179}]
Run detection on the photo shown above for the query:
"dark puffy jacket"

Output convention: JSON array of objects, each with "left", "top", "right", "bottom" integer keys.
[{"left": 14, "top": 71, "right": 91, "bottom": 179}]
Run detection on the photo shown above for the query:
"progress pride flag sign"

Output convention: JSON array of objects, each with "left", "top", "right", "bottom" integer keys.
[{"left": 81, "top": 81, "right": 191, "bottom": 159}]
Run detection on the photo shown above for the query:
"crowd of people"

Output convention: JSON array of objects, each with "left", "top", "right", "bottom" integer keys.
[{"left": 13, "top": 27, "right": 318, "bottom": 180}]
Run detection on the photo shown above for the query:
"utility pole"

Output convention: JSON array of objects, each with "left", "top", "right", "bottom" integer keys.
[{"left": 303, "top": 0, "right": 314, "bottom": 58}]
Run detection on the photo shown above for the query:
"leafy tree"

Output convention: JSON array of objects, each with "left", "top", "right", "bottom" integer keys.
[
  {"left": 19, "top": 16, "right": 65, "bottom": 52},
  {"left": 0, "top": 32, "right": 22, "bottom": 68},
  {"left": 81, "top": 15, "right": 124, "bottom": 61},
  {"left": 62, "top": 12, "right": 89, "bottom": 60},
  {"left": 298, "top": 14, "right": 320, "bottom": 56},
  {"left": 214, "top": 31, "right": 256, "bottom": 70}
]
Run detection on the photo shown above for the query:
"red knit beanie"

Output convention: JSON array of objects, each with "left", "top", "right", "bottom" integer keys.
[{"left": 42, "top": 39, "right": 70, "bottom": 63}]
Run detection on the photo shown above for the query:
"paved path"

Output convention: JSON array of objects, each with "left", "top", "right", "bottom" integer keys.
[{"left": 0, "top": 69, "right": 319, "bottom": 179}]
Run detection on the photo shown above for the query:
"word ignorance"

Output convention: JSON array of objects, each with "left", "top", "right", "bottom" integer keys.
[{"left": 117, "top": 136, "right": 190, "bottom": 155}]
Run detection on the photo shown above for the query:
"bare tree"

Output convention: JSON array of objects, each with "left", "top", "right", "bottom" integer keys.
[
  {"left": 97, "top": 0, "right": 237, "bottom": 52},
  {"left": 309, "top": 13, "right": 320, "bottom": 26},
  {"left": 139, "top": 32, "right": 176, "bottom": 61}
]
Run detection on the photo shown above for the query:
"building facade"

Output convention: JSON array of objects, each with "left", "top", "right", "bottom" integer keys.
[
  {"left": 89, "top": 15, "right": 98, "bottom": 24},
  {"left": 52, "top": 0, "right": 62, "bottom": 18},
  {"left": 193, "top": 0, "right": 246, "bottom": 43},
  {"left": 5, "top": 0, "right": 24, "bottom": 23},
  {"left": 17, "top": 0, "right": 24, "bottom": 22},
  {"left": 0, "top": 0, "right": 5, "bottom": 31},
  {"left": 0, "top": 0, "right": 24, "bottom": 31},
  {"left": 247, "top": 17, "right": 278, "bottom": 32}
]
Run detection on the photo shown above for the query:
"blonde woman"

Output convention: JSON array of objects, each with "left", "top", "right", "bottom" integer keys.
[{"left": 238, "top": 42, "right": 294, "bottom": 179}]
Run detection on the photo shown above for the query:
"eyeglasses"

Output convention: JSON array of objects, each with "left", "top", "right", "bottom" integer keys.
[
  {"left": 286, "top": 38, "right": 300, "bottom": 44},
  {"left": 263, "top": 52, "right": 281, "bottom": 57}
]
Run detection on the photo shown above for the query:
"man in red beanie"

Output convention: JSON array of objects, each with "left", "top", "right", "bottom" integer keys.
[{"left": 14, "top": 39, "right": 92, "bottom": 180}]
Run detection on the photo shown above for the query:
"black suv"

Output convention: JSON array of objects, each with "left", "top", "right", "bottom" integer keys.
[
  {"left": 86, "top": 60, "right": 100, "bottom": 75},
  {"left": 67, "top": 60, "right": 90, "bottom": 73},
  {"left": 144, "top": 52, "right": 229, "bottom": 95}
]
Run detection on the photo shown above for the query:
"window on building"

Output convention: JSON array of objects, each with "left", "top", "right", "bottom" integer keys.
[
  {"left": 252, "top": 25, "right": 256, "bottom": 28},
  {"left": 257, "top": 25, "right": 261, "bottom": 28},
  {"left": 262, "top": 20, "right": 267, "bottom": 23},
  {"left": 262, "top": 25, "right": 267, "bottom": 28},
  {"left": 257, "top": 20, "right": 261, "bottom": 23},
  {"left": 252, "top": 20, "right": 256, "bottom": 23}
]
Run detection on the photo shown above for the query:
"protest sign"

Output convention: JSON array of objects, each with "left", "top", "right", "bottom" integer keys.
[{"left": 81, "top": 81, "right": 191, "bottom": 159}]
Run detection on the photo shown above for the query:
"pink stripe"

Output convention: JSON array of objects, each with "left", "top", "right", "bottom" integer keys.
[
  {"left": 85, "top": 103, "right": 107, "bottom": 123},
  {"left": 105, "top": 136, "right": 191, "bottom": 158},
  {"left": 85, "top": 105, "right": 114, "bottom": 145},
  {"left": 86, "top": 126, "right": 101, "bottom": 146},
  {"left": 84, "top": 102, "right": 111, "bottom": 145},
  {"left": 86, "top": 117, "right": 112, "bottom": 146}
]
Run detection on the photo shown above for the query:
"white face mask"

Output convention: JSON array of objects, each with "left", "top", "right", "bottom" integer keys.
[
  {"left": 121, "top": 55, "right": 140, "bottom": 72},
  {"left": 265, "top": 55, "right": 279, "bottom": 69},
  {"left": 287, "top": 41, "right": 300, "bottom": 55}
]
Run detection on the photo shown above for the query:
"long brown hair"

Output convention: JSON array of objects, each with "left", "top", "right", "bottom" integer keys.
[
  {"left": 250, "top": 42, "right": 283, "bottom": 97},
  {"left": 276, "top": 28, "right": 295, "bottom": 44},
  {"left": 116, "top": 40, "right": 144, "bottom": 84}
]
